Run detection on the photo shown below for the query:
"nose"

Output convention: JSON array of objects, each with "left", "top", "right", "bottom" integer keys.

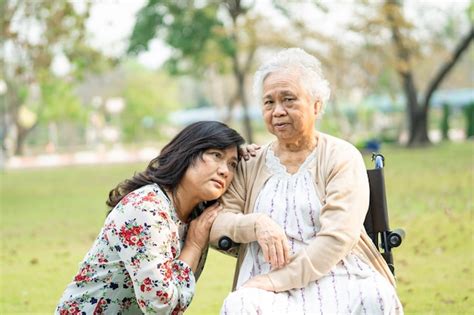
[
  {"left": 217, "top": 162, "right": 229, "bottom": 178},
  {"left": 273, "top": 102, "right": 286, "bottom": 117}
]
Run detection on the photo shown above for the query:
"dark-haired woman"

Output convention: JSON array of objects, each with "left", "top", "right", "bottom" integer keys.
[{"left": 56, "top": 121, "right": 245, "bottom": 315}]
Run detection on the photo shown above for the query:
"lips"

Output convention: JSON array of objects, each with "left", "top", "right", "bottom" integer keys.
[
  {"left": 274, "top": 122, "right": 288, "bottom": 130},
  {"left": 211, "top": 179, "right": 224, "bottom": 189}
]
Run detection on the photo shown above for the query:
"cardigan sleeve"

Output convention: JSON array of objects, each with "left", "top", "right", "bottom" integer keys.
[
  {"left": 266, "top": 142, "right": 370, "bottom": 292},
  {"left": 210, "top": 157, "right": 265, "bottom": 247}
]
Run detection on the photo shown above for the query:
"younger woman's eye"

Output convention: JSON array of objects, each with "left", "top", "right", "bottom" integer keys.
[
  {"left": 212, "top": 151, "right": 222, "bottom": 159},
  {"left": 229, "top": 161, "right": 238, "bottom": 170}
]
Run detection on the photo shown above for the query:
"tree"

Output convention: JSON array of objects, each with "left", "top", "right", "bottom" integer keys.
[
  {"left": 128, "top": 0, "right": 259, "bottom": 142},
  {"left": 121, "top": 62, "right": 180, "bottom": 142},
  {"left": 1, "top": 0, "right": 109, "bottom": 155},
  {"left": 382, "top": 0, "right": 473, "bottom": 146}
]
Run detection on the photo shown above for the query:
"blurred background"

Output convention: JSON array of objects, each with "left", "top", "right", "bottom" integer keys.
[{"left": 0, "top": 0, "right": 473, "bottom": 314}]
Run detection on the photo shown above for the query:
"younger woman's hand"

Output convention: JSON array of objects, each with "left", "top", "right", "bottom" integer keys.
[
  {"left": 185, "top": 202, "right": 223, "bottom": 253},
  {"left": 240, "top": 144, "right": 261, "bottom": 161}
]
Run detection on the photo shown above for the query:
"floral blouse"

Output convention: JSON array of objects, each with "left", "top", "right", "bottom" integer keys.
[{"left": 56, "top": 184, "right": 195, "bottom": 315}]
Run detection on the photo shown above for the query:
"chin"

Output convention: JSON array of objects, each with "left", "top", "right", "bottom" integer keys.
[{"left": 203, "top": 190, "right": 223, "bottom": 201}]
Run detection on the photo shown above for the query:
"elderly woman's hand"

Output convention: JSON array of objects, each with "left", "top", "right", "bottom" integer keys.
[
  {"left": 255, "top": 215, "right": 290, "bottom": 269},
  {"left": 239, "top": 144, "right": 261, "bottom": 161},
  {"left": 241, "top": 274, "right": 274, "bottom": 291}
]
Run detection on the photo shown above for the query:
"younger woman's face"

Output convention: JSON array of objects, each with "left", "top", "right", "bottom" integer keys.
[{"left": 181, "top": 147, "right": 239, "bottom": 202}]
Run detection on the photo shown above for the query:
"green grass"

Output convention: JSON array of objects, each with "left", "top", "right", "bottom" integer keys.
[{"left": 0, "top": 141, "right": 473, "bottom": 314}]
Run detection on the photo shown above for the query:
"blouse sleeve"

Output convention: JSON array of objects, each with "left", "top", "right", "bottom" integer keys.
[
  {"left": 265, "top": 143, "right": 370, "bottom": 291},
  {"left": 105, "top": 189, "right": 196, "bottom": 314}
]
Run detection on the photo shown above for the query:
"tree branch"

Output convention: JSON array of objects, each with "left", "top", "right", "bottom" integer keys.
[{"left": 423, "top": 26, "right": 474, "bottom": 111}]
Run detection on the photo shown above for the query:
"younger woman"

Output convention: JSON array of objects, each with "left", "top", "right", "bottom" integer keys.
[{"left": 56, "top": 121, "right": 245, "bottom": 314}]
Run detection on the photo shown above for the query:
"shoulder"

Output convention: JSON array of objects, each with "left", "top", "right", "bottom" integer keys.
[
  {"left": 317, "top": 132, "right": 362, "bottom": 161},
  {"left": 238, "top": 143, "right": 271, "bottom": 171},
  {"left": 121, "top": 184, "right": 167, "bottom": 205},
  {"left": 111, "top": 184, "right": 173, "bottom": 218}
]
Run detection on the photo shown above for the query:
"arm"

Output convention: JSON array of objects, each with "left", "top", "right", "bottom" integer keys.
[
  {"left": 210, "top": 160, "right": 264, "bottom": 246},
  {"left": 210, "top": 158, "right": 290, "bottom": 268},
  {"left": 246, "top": 144, "right": 370, "bottom": 291},
  {"left": 106, "top": 190, "right": 196, "bottom": 314}
]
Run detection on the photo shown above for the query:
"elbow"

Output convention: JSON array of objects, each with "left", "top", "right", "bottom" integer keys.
[{"left": 137, "top": 279, "right": 178, "bottom": 312}]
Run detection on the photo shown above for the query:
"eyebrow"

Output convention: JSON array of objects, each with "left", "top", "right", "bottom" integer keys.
[
  {"left": 263, "top": 90, "right": 295, "bottom": 99},
  {"left": 280, "top": 90, "right": 296, "bottom": 96}
]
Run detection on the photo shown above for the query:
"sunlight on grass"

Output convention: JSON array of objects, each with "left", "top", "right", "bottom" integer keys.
[{"left": 1, "top": 142, "right": 472, "bottom": 314}]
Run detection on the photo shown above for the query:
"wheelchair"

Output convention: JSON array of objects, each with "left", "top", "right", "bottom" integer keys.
[{"left": 218, "top": 153, "right": 405, "bottom": 275}]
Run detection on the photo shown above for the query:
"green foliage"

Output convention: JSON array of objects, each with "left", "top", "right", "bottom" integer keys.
[
  {"left": 129, "top": 0, "right": 234, "bottom": 75},
  {"left": 120, "top": 62, "right": 180, "bottom": 141},
  {"left": 464, "top": 102, "right": 474, "bottom": 138},
  {"left": 1, "top": 142, "right": 472, "bottom": 314},
  {"left": 440, "top": 103, "right": 451, "bottom": 140},
  {"left": 3, "top": 0, "right": 111, "bottom": 154},
  {"left": 38, "top": 74, "right": 87, "bottom": 123}
]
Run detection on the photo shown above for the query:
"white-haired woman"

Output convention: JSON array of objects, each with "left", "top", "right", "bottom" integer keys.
[{"left": 210, "top": 48, "right": 403, "bottom": 314}]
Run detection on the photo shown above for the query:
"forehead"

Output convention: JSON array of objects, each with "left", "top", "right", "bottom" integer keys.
[{"left": 262, "top": 70, "right": 305, "bottom": 97}]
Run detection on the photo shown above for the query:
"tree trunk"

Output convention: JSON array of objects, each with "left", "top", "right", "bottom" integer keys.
[
  {"left": 236, "top": 71, "right": 253, "bottom": 143},
  {"left": 386, "top": 1, "right": 473, "bottom": 147},
  {"left": 386, "top": 0, "right": 431, "bottom": 146},
  {"left": 408, "top": 109, "right": 430, "bottom": 146},
  {"left": 227, "top": 1, "right": 254, "bottom": 144},
  {"left": 14, "top": 124, "right": 29, "bottom": 156}
]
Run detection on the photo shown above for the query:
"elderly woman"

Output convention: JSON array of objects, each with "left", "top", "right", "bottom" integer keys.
[{"left": 210, "top": 48, "right": 403, "bottom": 314}]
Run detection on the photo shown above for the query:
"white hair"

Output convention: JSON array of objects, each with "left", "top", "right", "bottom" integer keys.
[{"left": 253, "top": 48, "right": 331, "bottom": 114}]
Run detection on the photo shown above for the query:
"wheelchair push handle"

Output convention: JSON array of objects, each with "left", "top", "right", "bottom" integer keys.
[{"left": 372, "top": 153, "right": 385, "bottom": 169}]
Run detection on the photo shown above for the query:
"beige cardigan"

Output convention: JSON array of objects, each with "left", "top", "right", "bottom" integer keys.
[{"left": 210, "top": 131, "right": 396, "bottom": 292}]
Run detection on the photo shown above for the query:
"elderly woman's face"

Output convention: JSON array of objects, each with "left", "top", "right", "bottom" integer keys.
[{"left": 261, "top": 70, "right": 318, "bottom": 142}]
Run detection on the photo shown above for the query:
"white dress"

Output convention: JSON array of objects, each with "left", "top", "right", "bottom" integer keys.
[{"left": 221, "top": 147, "right": 403, "bottom": 315}]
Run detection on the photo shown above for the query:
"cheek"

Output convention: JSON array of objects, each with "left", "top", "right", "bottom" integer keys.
[
  {"left": 263, "top": 112, "right": 273, "bottom": 126},
  {"left": 224, "top": 173, "right": 234, "bottom": 190}
]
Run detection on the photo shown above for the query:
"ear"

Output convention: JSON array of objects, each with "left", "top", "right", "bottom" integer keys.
[{"left": 314, "top": 100, "right": 321, "bottom": 116}]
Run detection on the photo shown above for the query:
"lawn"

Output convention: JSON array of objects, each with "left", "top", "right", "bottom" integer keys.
[{"left": 0, "top": 141, "right": 472, "bottom": 314}]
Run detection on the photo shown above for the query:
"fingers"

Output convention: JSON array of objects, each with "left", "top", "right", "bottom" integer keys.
[
  {"left": 273, "top": 240, "right": 285, "bottom": 269},
  {"left": 256, "top": 216, "right": 290, "bottom": 269},
  {"left": 240, "top": 143, "right": 261, "bottom": 161},
  {"left": 261, "top": 242, "right": 270, "bottom": 265},
  {"left": 199, "top": 202, "right": 222, "bottom": 226},
  {"left": 246, "top": 144, "right": 261, "bottom": 156},
  {"left": 282, "top": 237, "right": 290, "bottom": 265},
  {"left": 186, "top": 203, "right": 223, "bottom": 252},
  {"left": 268, "top": 242, "right": 278, "bottom": 269}
]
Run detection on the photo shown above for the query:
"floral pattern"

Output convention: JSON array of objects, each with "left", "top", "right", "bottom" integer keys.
[{"left": 56, "top": 184, "right": 195, "bottom": 314}]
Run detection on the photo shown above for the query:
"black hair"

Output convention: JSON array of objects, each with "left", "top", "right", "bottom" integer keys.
[{"left": 106, "top": 121, "right": 245, "bottom": 209}]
